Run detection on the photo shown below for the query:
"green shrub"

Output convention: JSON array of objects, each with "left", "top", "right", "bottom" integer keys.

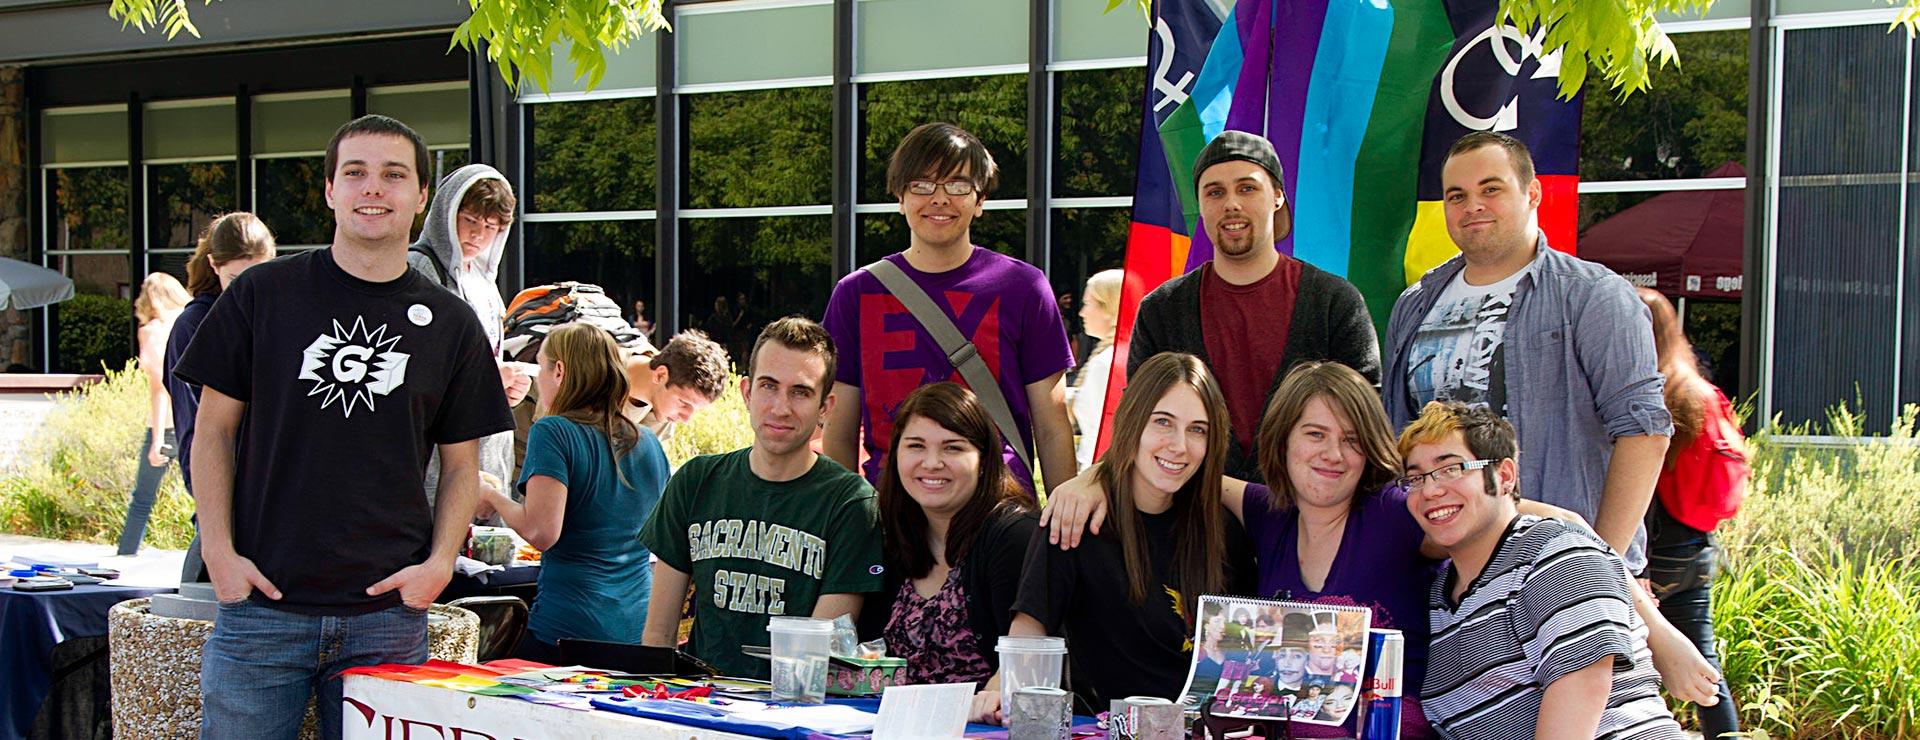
[
  {"left": 0, "top": 363, "right": 194, "bottom": 548},
  {"left": 1720, "top": 405, "right": 1920, "bottom": 562},
  {"left": 56, "top": 294, "right": 134, "bottom": 374},
  {"left": 1716, "top": 547, "right": 1920, "bottom": 739},
  {"left": 1711, "top": 404, "right": 1920, "bottom": 739},
  {"left": 662, "top": 376, "right": 752, "bottom": 467}
]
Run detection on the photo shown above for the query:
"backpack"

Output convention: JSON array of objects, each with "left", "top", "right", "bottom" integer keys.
[
  {"left": 409, "top": 244, "right": 453, "bottom": 288},
  {"left": 1654, "top": 386, "right": 1749, "bottom": 532},
  {"left": 501, "top": 282, "right": 646, "bottom": 363}
]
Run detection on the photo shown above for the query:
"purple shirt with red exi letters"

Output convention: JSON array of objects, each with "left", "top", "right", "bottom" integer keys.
[
  {"left": 823, "top": 247, "right": 1074, "bottom": 495},
  {"left": 1241, "top": 483, "right": 1440, "bottom": 740}
]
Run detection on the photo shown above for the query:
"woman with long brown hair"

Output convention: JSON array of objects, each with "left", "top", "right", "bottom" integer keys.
[
  {"left": 1638, "top": 288, "right": 1745, "bottom": 738},
  {"left": 164, "top": 212, "right": 275, "bottom": 576},
  {"left": 860, "top": 383, "right": 1036, "bottom": 713},
  {"left": 998, "top": 352, "right": 1255, "bottom": 719},
  {"left": 1044, "top": 361, "right": 1441, "bottom": 738},
  {"left": 477, "top": 323, "right": 670, "bottom": 662}
]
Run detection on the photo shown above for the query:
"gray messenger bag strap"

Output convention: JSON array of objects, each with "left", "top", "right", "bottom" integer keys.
[{"left": 863, "top": 258, "right": 1034, "bottom": 474}]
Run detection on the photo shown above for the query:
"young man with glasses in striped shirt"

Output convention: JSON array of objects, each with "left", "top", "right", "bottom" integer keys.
[{"left": 1399, "top": 401, "right": 1684, "bottom": 740}]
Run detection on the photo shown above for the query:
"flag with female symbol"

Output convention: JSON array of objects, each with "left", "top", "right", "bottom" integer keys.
[{"left": 1095, "top": 0, "right": 1582, "bottom": 455}]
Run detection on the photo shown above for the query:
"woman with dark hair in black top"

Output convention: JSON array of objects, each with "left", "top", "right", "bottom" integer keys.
[{"left": 860, "top": 382, "right": 1037, "bottom": 721}]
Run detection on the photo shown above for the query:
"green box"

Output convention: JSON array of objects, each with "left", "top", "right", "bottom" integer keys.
[{"left": 826, "top": 655, "right": 907, "bottom": 696}]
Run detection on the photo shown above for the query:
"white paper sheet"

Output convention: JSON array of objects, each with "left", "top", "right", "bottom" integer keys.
[
  {"left": 730, "top": 704, "right": 877, "bottom": 734},
  {"left": 871, "top": 683, "right": 974, "bottom": 739}
]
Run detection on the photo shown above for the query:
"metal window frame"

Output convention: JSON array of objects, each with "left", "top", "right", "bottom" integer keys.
[
  {"left": 1660, "top": 18, "right": 1753, "bottom": 33},
  {"left": 852, "top": 199, "right": 1030, "bottom": 214},
  {"left": 1771, "top": 7, "right": 1903, "bottom": 30},
  {"left": 1046, "top": 56, "right": 1147, "bottom": 72},
  {"left": 1759, "top": 11, "right": 1918, "bottom": 433},
  {"left": 1028, "top": 0, "right": 1053, "bottom": 270},
  {"left": 849, "top": 64, "right": 1030, "bottom": 84},
  {"left": 676, "top": 0, "right": 833, "bottom": 16},
  {"left": 522, "top": 210, "right": 661, "bottom": 223},
  {"left": 1896, "top": 34, "right": 1916, "bottom": 411},
  {"left": 1578, "top": 177, "right": 1747, "bottom": 193},
  {"left": 1758, "top": 20, "right": 1789, "bottom": 426},
  {"left": 675, "top": 77, "right": 834, "bottom": 95},
  {"left": 518, "top": 87, "right": 659, "bottom": 105},
  {"left": 655, "top": 14, "right": 682, "bottom": 338},
  {"left": 142, "top": 158, "right": 244, "bottom": 256}
]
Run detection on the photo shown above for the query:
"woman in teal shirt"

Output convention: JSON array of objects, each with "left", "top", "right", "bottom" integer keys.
[{"left": 480, "top": 323, "right": 671, "bottom": 661}]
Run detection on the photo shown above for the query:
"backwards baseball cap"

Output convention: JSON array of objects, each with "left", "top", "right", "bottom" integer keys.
[{"left": 1193, "top": 130, "right": 1293, "bottom": 241}]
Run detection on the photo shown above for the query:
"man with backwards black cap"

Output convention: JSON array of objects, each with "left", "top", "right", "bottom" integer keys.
[{"left": 1124, "top": 130, "right": 1379, "bottom": 484}]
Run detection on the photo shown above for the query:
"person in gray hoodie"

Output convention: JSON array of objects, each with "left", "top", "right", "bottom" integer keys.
[{"left": 408, "top": 163, "right": 527, "bottom": 507}]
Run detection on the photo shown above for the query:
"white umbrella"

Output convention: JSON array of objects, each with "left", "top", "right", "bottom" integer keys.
[{"left": 0, "top": 257, "right": 75, "bottom": 310}]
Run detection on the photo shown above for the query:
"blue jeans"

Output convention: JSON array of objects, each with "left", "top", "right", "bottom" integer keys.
[
  {"left": 1647, "top": 505, "right": 1740, "bottom": 739},
  {"left": 117, "top": 428, "right": 175, "bottom": 555},
  {"left": 200, "top": 599, "right": 428, "bottom": 740}
]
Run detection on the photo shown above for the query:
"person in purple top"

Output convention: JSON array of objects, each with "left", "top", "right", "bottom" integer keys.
[
  {"left": 1045, "top": 361, "right": 1717, "bottom": 737},
  {"left": 1046, "top": 361, "right": 1440, "bottom": 739},
  {"left": 821, "top": 122, "right": 1077, "bottom": 497}
]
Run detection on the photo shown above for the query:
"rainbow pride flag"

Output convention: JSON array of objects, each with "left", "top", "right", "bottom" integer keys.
[{"left": 1097, "top": 0, "right": 1582, "bottom": 453}]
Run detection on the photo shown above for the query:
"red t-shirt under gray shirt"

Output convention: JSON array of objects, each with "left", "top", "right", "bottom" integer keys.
[{"left": 1200, "top": 256, "right": 1303, "bottom": 451}]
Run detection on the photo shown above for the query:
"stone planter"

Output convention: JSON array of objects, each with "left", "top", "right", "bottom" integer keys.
[{"left": 108, "top": 599, "right": 479, "bottom": 739}]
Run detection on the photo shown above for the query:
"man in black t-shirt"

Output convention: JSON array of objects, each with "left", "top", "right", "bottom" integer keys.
[{"left": 175, "top": 115, "right": 513, "bottom": 740}]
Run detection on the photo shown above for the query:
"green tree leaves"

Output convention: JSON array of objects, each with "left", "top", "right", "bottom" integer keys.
[
  {"left": 449, "top": 0, "right": 670, "bottom": 92},
  {"left": 101, "top": 0, "right": 1920, "bottom": 99},
  {"left": 108, "top": 0, "right": 208, "bottom": 40}
]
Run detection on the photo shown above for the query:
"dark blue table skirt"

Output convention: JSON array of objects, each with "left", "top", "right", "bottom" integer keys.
[{"left": 0, "top": 585, "right": 171, "bottom": 740}]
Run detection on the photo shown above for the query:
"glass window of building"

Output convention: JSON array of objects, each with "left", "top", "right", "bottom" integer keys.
[
  {"left": 1047, "top": 206, "right": 1131, "bottom": 339},
  {"left": 1054, "top": 67, "right": 1143, "bottom": 199},
  {"left": 855, "top": 0, "right": 1026, "bottom": 76},
  {"left": 253, "top": 91, "right": 352, "bottom": 247},
  {"left": 683, "top": 215, "right": 832, "bottom": 347},
  {"left": 1581, "top": 29, "right": 1749, "bottom": 183},
  {"left": 145, "top": 97, "right": 238, "bottom": 284},
  {"left": 368, "top": 82, "right": 472, "bottom": 187},
  {"left": 678, "top": 1, "right": 832, "bottom": 88},
  {"left": 1768, "top": 24, "right": 1908, "bottom": 427},
  {"left": 529, "top": 96, "right": 657, "bottom": 213},
  {"left": 524, "top": 220, "right": 660, "bottom": 348},
  {"left": 858, "top": 74, "right": 1030, "bottom": 204},
  {"left": 683, "top": 87, "right": 832, "bottom": 209},
  {"left": 41, "top": 105, "right": 133, "bottom": 372}
]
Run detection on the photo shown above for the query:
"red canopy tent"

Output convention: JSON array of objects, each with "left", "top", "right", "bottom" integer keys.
[{"left": 1579, "top": 161, "right": 1746, "bottom": 299}]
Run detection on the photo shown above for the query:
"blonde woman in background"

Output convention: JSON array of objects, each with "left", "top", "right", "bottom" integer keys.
[
  {"left": 117, "top": 272, "right": 192, "bottom": 555},
  {"left": 1072, "top": 268, "right": 1124, "bottom": 469}
]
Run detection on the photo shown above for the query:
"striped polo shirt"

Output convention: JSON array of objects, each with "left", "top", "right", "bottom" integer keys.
[{"left": 1423, "top": 516, "right": 1685, "bottom": 740}]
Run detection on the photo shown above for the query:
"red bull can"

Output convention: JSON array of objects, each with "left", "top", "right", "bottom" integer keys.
[{"left": 1360, "top": 628, "right": 1404, "bottom": 740}]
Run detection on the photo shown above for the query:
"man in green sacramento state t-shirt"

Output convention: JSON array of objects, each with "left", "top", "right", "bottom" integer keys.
[{"left": 640, "top": 317, "right": 884, "bottom": 680}]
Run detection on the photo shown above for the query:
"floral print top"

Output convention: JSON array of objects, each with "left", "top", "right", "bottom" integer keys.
[{"left": 884, "top": 565, "right": 993, "bottom": 686}]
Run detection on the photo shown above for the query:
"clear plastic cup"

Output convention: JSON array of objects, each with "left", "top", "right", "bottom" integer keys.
[
  {"left": 767, "top": 616, "right": 834, "bottom": 703},
  {"left": 996, "top": 635, "right": 1068, "bottom": 716}
]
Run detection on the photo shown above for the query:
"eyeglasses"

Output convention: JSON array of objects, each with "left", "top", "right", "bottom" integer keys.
[
  {"left": 906, "top": 179, "right": 977, "bottom": 197},
  {"left": 1396, "top": 459, "right": 1497, "bottom": 491},
  {"left": 459, "top": 213, "right": 506, "bottom": 235}
]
